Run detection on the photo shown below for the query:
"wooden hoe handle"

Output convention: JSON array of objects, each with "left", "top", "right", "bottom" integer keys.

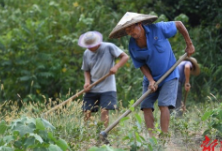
[{"left": 42, "top": 73, "right": 111, "bottom": 117}]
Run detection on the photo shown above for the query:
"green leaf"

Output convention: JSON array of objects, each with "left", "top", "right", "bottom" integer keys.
[
  {"left": 1, "top": 61, "right": 12, "bottom": 66},
  {"left": 10, "top": 117, "right": 36, "bottom": 130},
  {"left": 0, "top": 146, "right": 14, "bottom": 151},
  {"left": 149, "top": 137, "right": 158, "bottom": 145},
  {"left": 30, "top": 133, "right": 43, "bottom": 143},
  {"left": 129, "top": 106, "right": 134, "bottom": 111},
  {"left": 12, "top": 131, "right": 19, "bottom": 139},
  {"left": 24, "top": 137, "right": 35, "bottom": 148},
  {"left": 48, "top": 144, "right": 62, "bottom": 151},
  {"left": 13, "top": 125, "right": 33, "bottom": 137},
  {"left": 36, "top": 64, "right": 46, "bottom": 70},
  {"left": 55, "top": 139, "right": 69, "bottom": 151},
  {"left": 135, "top": 132, "right": 142, "bottom": 144},
  {"left": 201, "top": 111, "right": 213, "bottom": 121},
  {"left": 129, "top": 99, "right": 135, "bottom": 105},
  {"left": 0, "top": 41, "right": 6, "bottom": 51},
  {"left": 203, "top": 129, "right": 211, "bottom": 136},
  {"left": 134, "top": 114, "right": 142, "bottom": 125},
  {"left": 88, "top": 145, "right": 123, "bottom": 151},
  {"left": 48, "top": 132, "right": 56, "bottom": 142},
  {"left": 119, "top": 117, "right": 130, "bottom": 123},
  {"left": 36, "top": 53, "right": 52, "bottom": 60},
  {"left": 38, "top": 72, "right": 54, "bottom": 78},
  {"left": 3, "top": 135, "right": 14, "bottom": 143},
  {"left": 0, "top": 120, "right": 8, "bottom": 135},
  {"left": 217, "top": 110, "right": 222, "bottom": 120},
  {"left": 40, "top": 118, "right": 55, "bottom": 130},
  {"left": 87, "top": 146, "right": 100, "bottom": 151},
  {"left": 18, "top": 76, "right": 32, "bottom": 81},
  {"left": 33, "top": 147, "right": 48, "bottom": 151},
  {"left": 14, "top": 140, "right": 23, "bottom": 148},
  {"left": 21, "top": 23, "right": 31, "bottom": 35},
  {"left": 36, "top": 118, "right": 45, "bottom": 130},
  {"left": 38, "top": 130, "right": 49, "bottom": 141},
  {"left": 212, "top": 124, "right": 222, "bottom": 133}
]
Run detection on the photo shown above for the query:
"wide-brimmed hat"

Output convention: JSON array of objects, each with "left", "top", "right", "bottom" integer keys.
[
  {"left": 109, "top": 12, "right": 158, "bottom": 39},
  {"left": 78, "top": 31, "right": 103, "bottom": 48},
  {"left": 180, "top": 56, "right": 200, "bottom": 76}
]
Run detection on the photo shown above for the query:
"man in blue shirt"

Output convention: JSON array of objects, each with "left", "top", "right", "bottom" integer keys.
[{"left": 109, "top": 12, "right": 195, "bottom": 136}]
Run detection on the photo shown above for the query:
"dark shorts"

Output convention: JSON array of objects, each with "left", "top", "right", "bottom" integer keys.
[
  {"left": 175, "top": 81, "right": 183, "bottom": 110},
  {"left": 82, "top": 91, "right": 117, "bottom": 112},
  {"left": 141, "top": 78, "right": 179, "bottom": 111}
]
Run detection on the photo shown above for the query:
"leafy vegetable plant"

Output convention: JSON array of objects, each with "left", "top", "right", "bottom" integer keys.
[{"left": 0, "top": 116, "right": 70, "bottom": 151}]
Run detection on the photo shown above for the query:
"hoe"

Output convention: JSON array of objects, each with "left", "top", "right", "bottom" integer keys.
[{"left": 41, "top": 73, "right": 111, "bottom": 118}]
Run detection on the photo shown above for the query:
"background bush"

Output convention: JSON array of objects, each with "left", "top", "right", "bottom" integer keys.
[{"left": 0, "top": 0, "right": 221, "bottom": 107}]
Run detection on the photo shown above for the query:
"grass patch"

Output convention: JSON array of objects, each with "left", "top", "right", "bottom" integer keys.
[{"left": 0, "top": 97, "right": 221, "bottom": 150}]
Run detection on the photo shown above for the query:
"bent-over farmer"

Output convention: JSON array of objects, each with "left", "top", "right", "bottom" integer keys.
[{"left": 173, "top": 56, "right": 200, "bottom": 116}]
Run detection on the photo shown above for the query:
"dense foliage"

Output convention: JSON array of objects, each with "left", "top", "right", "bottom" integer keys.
[{"left": 0, "top": 0, "right": 221, "bottom": 107}]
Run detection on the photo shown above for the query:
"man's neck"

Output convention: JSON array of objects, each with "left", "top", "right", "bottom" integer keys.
[{"left": 135, "top": 28, "right": 147, "bottom": 48}]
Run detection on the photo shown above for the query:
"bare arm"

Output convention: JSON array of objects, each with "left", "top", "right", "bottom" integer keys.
[
  {"left": 184, "top": 64, "right": 191, "bottom": 91},
  {"left": 84, "top": 71, "right": 91, "bottom": 92},
  {"left": 140, "top": 65, "right": 157, "bottom": 91},
  {"left": 110, "top": 52, "right": 129, "bottom": 74},
  {"left": 175, "top": 21, "right": 195, "bottom": 57}
]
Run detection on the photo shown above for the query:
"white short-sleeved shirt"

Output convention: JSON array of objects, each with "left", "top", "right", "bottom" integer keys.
[{"left": 81, "top": 42, "right": 123, "bottom": 92}]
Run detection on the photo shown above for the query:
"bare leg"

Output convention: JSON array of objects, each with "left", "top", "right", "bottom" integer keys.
[
  {"left": 143, "top": 108, "right": 155, "bottom": 136},
  {"left": 159, "top": 106, "right": 170, "bottom": 133},
  {"left": 101, "top": 109, "right": 109, "bottom": 127}
]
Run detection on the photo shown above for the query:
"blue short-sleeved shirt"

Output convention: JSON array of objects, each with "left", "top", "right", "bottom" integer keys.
[{"left": 128, "top": 21, "right": 179, "bottom": 86}]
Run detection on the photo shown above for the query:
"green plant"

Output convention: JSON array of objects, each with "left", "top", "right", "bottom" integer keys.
[
  {"left": 0, "top": 116, "right": 70, "bottom": 151},
  {"left": 88, "top": 145, "right": 124, "bottom": 151},
  {"left": 119, "top": 101, "right": 162, "bottom": 151},
  {"left": 201, "top": 103, "right": 222, "bottom": 139}
]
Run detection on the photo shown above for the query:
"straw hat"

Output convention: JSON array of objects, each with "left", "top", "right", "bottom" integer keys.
[
  {"left": 181, "top": 56, "right": 200, "bottom": 76},
  {"left": 109, "top": 12, "right": 158, "bottom": 39},
  {"left": 78, "top": 31, "right": 103, "bottom": 48}
]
